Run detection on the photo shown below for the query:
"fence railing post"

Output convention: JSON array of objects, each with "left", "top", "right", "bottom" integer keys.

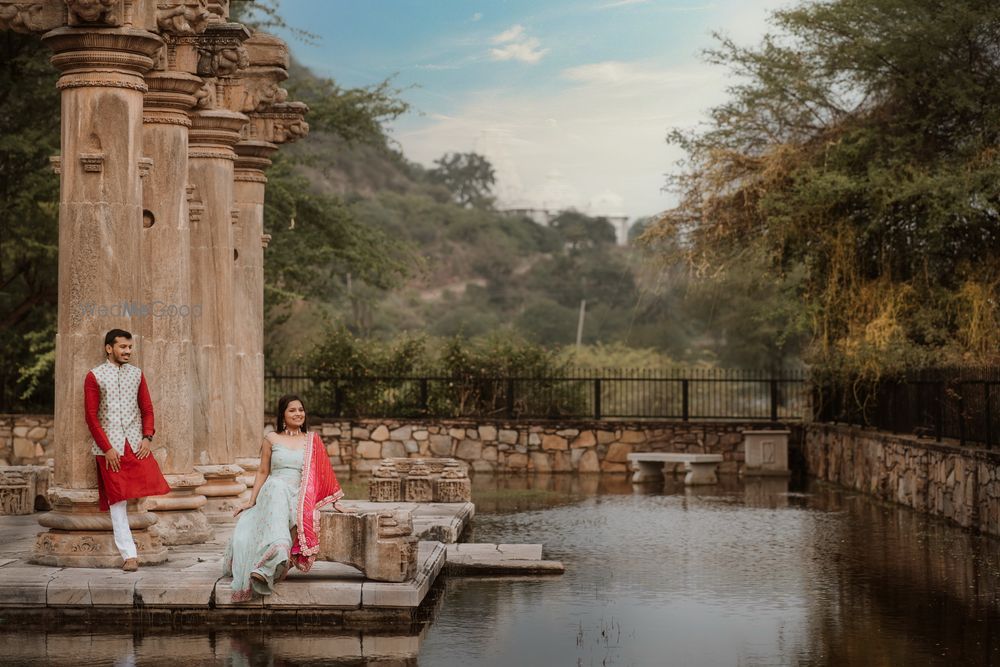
[
  {"left": 334, "top": 384, "right": 344, "bottom": 419},
  {"left": 958, "top": 383, "right": 966, "bottom": 447},
  {"left": 594, "top": 378, "right": 602, "bottom": 420},
  {"left": 770, "top": 379, "right": 779, "bottom": 422},
  {"left": 681, "top": 379, "right": 689, "bottom": 421},
  {"left": 936, "top": 381, "right": 944, "bottom": 442},
  {"left": 506, "top": 379, "right": 515, "bottom": 419},
  {"left": 420, "top": 378, "right": 429, "bottom": 415},
  {"left": 985, "top": 382, "right": 993, "bottom": 449}
]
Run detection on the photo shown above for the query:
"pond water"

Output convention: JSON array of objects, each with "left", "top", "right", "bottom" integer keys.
[{"left": 3, "top": 474, "right": 1000, "bottom": 666}]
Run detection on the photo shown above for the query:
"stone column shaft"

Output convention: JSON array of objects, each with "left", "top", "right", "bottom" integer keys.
[
  {"left": 33, "top": 26, "right": 167, "bottom": 566},
  {"left": 188, "top": 108, "right": 248, "bottom": 522},
  {"left": 233, "top": 140, "right": 276, "bottom": 459},
  {"left": 139, "top": 69, "right": 212, "bottom": 544},
  {"left": 188, "top": 108, "right": 246, "bottom": 467}
]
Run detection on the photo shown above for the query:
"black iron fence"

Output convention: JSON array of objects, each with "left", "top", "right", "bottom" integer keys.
[
  {"left": 813, "top": 366, "right": 1000, "bottom": 448},
  {"left": 265, "top": 367, "right": 810, "bottom": 421}
]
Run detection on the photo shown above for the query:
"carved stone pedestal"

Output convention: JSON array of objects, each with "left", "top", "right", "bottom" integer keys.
[
  {"left": 368, "top": 458, "right": 472, "bottom": 503},
  {"left": 235, "top": 457, "right": 260, "bottom": 502},
  {"left": 318, "top": 509, "right": 418, "bottom": 583},
  {"left": 31, "top": 488, "right": 167, "bottom": 567},
  {"left": 193, "top": 464, "right": 246, "bottom": 523},
  {"left": 145, "top": 472, "right": 211, "bottom": 545}
]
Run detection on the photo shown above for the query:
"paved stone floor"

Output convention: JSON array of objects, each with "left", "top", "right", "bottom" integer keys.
[{"left": 0, "top": 501, "right": 474, "bottom": 626}]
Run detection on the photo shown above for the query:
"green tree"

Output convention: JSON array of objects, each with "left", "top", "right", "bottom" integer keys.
[
  {"left": 650, "top": 0, "right": 1000, "bottom": 375},
  {"left": 428, "top": 152, "right": 497, "bottom": 209},
  {"left": 0, "top": 35, "right": 60, "bottom": 409},
  {"left": 550, "top": 211, "right": 617, "bottom": 251}
]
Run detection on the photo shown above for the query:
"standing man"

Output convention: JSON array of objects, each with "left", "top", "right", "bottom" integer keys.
[{"left": 84, "top": 329, "right": 170, "bottom": 571}]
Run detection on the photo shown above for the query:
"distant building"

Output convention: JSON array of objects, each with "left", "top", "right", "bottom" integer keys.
[{"left": 476, "top": 131, "right": 632, "bottom": 244}]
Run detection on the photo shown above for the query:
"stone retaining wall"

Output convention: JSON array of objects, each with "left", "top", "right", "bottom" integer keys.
[
  {"left": 0, "top": 415, "right": 54, "bottom": 466},
  {"left": 300, "top": 419, "right": 771, "bottom": 475},
  {"left": 801, "top": 423, "right": 1000, "bottom": 537}
]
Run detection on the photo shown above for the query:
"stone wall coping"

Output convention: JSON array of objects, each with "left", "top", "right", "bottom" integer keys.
[{"left": 809, "top": 422, "right": 1000, "bottom": 463}]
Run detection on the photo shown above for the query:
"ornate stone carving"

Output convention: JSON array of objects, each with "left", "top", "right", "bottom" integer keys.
[
  {"left": 0, "top": 469, "right": 31, "bottom": 515},
  {"left": 261, "top": 232, "right": 271, "bottom": 248},
  {"left": 196, "top": 22, "right": 250, "bottom": 78},
  {"left": 156, "top": 0, "right": 210, "bottom": 36},
  {"left": 370, "top": 459, "right": 402, "bottom": 502},
  {"left": 402, "top": 460, "right": 433, "bottom": 503},
  {"left": 0, "top": 2, "right": 56, "bottom": 33},
  {"left": 138, "top": 156, "right": 153, "bottom": 178},
  {"left": 49, "top": 155, "right": 61, "bottom": 174},
  {"left": 366, "top": 457, "right": 472, "bottom": 503},
  {"left": 79, "top": 152, "right": 104, "bottom": 172},
  {"left": 65, "top": 0, "right": 121, "bottom": 26},
  {"left": 435, "top": 460, "right": 472, "bottom": 503}
]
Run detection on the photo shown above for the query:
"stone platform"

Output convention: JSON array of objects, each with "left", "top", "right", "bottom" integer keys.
[{"left": 0, "top": 501, "right": 473, "bottom": 628}]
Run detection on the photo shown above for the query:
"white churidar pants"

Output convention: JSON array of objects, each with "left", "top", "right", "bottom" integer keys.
[{"left": 109, "top": 500, "right": 137, "bottom": 560}]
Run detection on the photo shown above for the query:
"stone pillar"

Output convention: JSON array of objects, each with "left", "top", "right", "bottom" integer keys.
[
  {"left": 32, "top": 24, "right": 168, "bottom": 566},
  {"left": 742, "top": 429, "right": 791, "bottom": 476},
  {"left": 187, "top": 107, "right": 247, "bottom": 468},
  {"left": 139, "top": 69, "right": 212, "bottom": 545},
  {"left": 232, "top": 139, "right": 275, "bottom": 458},
  {"left": 187, "top": 108, "right": 248, "bottom": 521}
]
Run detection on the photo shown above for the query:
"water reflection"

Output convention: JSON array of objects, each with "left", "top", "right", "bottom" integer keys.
[
  {"left": 3, "top": 474, "right": 999, "bottom": 666},
  {"left": 0, "top": 628, "right": 425, "bottom": 666}
]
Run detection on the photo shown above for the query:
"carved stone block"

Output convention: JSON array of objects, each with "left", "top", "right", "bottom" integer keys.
[
  {"left": 369, "top": 460, "right": 402, "bottom": 502},
  {"left": 317, "top": 509, "right": 417, "bottom": 583},
  {"left": 366, "top": 457, "right": 472, "bottom": 503},
  {"left": 0, "top": 465, "right": 51, "bottom": 514},
  {"left": 402, "top": 461, "right": 433, "bottom": 503},
  {"left": 0, "top": 470, "right": 31, "bottom": 515}
]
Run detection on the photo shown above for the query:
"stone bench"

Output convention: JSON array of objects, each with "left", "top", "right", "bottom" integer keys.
[{"left": 627, "top": 453, "right": 724, "bottom": 485}]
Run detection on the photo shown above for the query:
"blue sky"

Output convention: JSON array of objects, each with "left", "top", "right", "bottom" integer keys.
[{"left": 274, "top": 0, "right": 788, "bottom": 219}]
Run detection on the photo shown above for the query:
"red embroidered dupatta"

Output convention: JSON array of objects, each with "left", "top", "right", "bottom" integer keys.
[{"left": 290, "top": 432, "right": 344, "bottom": 571}]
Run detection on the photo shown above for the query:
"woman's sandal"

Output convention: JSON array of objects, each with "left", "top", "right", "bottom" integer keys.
[
  {"left": 332, "top": 501, "right": 356, "bottom": 513},
  {"left": 250, "top": 571, "right": 267, "bottom": 585}
]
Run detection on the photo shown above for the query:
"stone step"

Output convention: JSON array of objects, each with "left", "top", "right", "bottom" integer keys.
[{"left": 444, "top": 543, "right": 564, "bottom": 575}]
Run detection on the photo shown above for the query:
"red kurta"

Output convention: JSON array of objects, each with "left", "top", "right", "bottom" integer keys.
[{"left": 84, "top": 369, "right": 170, "bottom": 511}]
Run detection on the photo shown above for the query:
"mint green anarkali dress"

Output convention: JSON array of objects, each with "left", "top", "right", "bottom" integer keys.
[{"left": 223, "top": 443, "right": 304, "bottom": 601}]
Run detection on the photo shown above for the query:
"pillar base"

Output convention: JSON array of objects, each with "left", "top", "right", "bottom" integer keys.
[
  {"left": 234, "top": 457, "right": 260, "bottom": 503},
  {"left": 193, "top": 464, "right": 246, "bottom": 524},
  {"left": 30, "top": 488, "right": 168, "bottom": 567},
  {"left": 146, "top": 473, "right": 212, "bottom": 545}
]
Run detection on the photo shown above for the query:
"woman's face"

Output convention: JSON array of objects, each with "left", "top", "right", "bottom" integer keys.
[{"left": 284, "top": 400, "right": 305, "bottom": 431}]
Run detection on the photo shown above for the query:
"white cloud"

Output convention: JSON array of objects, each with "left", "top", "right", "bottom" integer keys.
[
  {"left": 489, "top": 24, "right": 549, "bottom": 64},
  {"left": 491, "top": 38, "right": 548, "bottom": 64},
  {"left": 471, "top": 12, "right": 483, "bottom": 22},
  {"left": 491, "top": 24, "right": 526, "bottom": 44}
]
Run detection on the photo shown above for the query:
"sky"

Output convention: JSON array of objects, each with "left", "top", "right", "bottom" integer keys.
[{"left": 273, "top": 0, "right": 789, "bottom": 220}]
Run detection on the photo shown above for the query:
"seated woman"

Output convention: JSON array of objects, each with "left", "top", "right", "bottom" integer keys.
[{"left": 223, "top": 394, "right": 351, "bottom": 601}]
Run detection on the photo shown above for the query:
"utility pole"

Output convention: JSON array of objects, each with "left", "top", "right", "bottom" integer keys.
[{"left": 576, "top": 299, "right": 586, "bottom": 347}]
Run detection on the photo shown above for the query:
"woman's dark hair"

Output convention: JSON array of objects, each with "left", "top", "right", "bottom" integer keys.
[{"left": 275, "top": 394, "right": 308, "bottom": 433}]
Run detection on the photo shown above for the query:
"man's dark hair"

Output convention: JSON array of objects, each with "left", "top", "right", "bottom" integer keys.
[
  {"left": 275, "top": 394, "right": 308, "bottom": 434},
  {"left": 104, "top": 329, "right": 133, "bottom": 348}
]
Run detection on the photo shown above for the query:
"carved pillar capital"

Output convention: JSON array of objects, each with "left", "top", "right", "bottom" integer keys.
[
  {"left": 189, "top": 107, "right": 247, "bottom": 157},
  {"left": 143, "top": 68, "right": 201, "bottom": 126},
  {"left": 43, "top": 26, "right": 163, "bottom": 89}
]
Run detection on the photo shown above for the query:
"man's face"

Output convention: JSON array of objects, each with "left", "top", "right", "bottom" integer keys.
[{"left": 106, "top": 338, "right": 133, "bottom": 365}]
